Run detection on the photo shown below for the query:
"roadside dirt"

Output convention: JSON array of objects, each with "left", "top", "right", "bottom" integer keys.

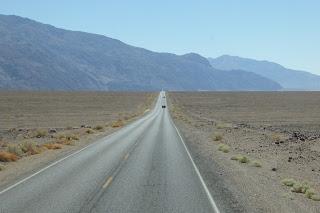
[
  {"left": 168, "top": 92, "right": 320, "bottom": 213},
  {"left": 0, "top": 91, "right": 156, "bottom": 189}
]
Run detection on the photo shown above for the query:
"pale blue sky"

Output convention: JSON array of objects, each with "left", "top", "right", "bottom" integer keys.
[{"left": 1, "top": 0, "right": 319, "bottom": 74}]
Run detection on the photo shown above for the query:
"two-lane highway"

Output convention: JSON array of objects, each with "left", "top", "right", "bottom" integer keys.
[{"left": 0, "top": 92, "right": 220, "bottom": 213}]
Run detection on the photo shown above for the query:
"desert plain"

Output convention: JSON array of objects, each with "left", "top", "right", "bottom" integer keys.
[
  {"left": 169, "top": 92, "right": 320, "bottom": 213},
  {"left": 0, "top": 91, "right": 156, "bottom": 187}
]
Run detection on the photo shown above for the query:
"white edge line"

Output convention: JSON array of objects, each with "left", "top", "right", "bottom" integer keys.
[
  {"left": 0, "top": 132, "right": 110, "bottom": 195},
  {"left": 170, "top": 116, "right": 221, "bottom": 213},
  {"left": 0, "top": 94, "right": 162, "bottom": 195}
]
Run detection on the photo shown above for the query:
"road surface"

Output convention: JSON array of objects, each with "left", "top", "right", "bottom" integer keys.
[{"left": 0, "top": 92, "right": 220, "bottom": 213}]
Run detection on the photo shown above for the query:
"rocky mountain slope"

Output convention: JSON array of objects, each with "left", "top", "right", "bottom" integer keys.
[{"left": 0, "top": 15, "right": 281, "bottom": 91}]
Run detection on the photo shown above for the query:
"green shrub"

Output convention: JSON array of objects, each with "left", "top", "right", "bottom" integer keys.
[
  {"left": 94, "top": 125, "right": 104, "bottom": 131},
  {"left": 20, "top": 141, "right": 41, "bottom": 155},
  {"left": 251, "top": 160, "right": 262, "bottom": 168},
  {"left": 85, "top": 129, "right": 94, "bottom": 134},
  {"left": 213, "top": 133, "right": 223, "bottom": 141},
  {"left": 230, "top": 155, "right": 251, "bottom": 163},
  {"left": 34, "top": 129, "right": 47, "bottom": 138},
  {"left": 238, "top": 155, "right": 249, "bottom": 163},
  {"left": 218, "top": 144, "right": 230, "bottom": 153},
  {"left": 282, "top": 178, "right": 296, "bottom": 187},
  {"left": 231, "top": 155, "right": 240, "bottom": 160},
  {"left": 305, "top": 188, "right": 316, "bottom": 199},
  {"left": 7, "top": 144, "right": 24, "bottom": 157}
]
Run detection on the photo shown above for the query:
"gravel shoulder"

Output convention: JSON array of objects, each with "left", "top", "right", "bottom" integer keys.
[{"left": 168, "top": 92, "right": 320, "bottom": 213}]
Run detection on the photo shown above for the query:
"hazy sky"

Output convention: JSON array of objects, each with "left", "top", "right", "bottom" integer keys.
[{"left": 1, "top": 0, "right": 319, "bottom": 74}]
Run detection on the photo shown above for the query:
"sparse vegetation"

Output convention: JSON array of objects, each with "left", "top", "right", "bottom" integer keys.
[
  {"left": 56, "top": 138, "right": 75, "bottom": 146},
  {"left": 230, "top": 154, "right": 251, "bottom": 164},
  {"left": 305, "top": 188, "right": 316, "bottom": 199},
  {"left": 34, "top": 129, "right": 47, "bottom": 138},
  {"left": 212, "top": 132, "right": 223, "bottom": 141},
  {"left": 291, "top": 181, "right": 310, "bottom": 194},
  {"left": 112, "top": 119, "right": 124, "bottom": 128},
  {"left": 93, "top": 125, "right": 104, "bottom": 131},
  {"left": 282, "top": 178, "right": 320, "bottom": 201},
  {"left": 271, "top": 133, "right": 286, "bottom": 143},
  {"left": 0, "top": 151, "right": 18, "bottom": 162},
  {"left": 85, "top": 129, "right": 95, "bottom": 134},
  {"left": 218, "top": 143, "right": 230, "bottom": 153},
  {"left": 66, "top": 134, "right": 79, "bottom": 140},
  {"left": 20, "top": 141, "right": 41, "bottom": 155},
  {"left": 282, "top": 178, "right": 296, "bottom": 187},
  {"left": 230, "top": 155, "right": 240, "bottom": 161},
  {"left": 239, "top": 156, "right": 249, "bottom": 163},
  {"left": 43, "top": 143, "right": 62, "bottom": 150},
  {"left": 251, "top": 160, "right": 262, "bottom": 167},
  {"left": 7, "top": 144, "right": 24, "bottom": 157}
]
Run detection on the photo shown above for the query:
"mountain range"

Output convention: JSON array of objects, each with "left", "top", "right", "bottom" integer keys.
[
  {"left": 0, "top": 14, "right": 318, "bottom": 91},
  {"left": 208, "top": 55, "right": 320, "bottom": 90}
]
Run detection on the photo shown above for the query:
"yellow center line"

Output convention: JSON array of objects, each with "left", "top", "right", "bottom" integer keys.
[
  {"left": 123, "top": 153, "right": 129, "bottom": 160},
  {"left": 102, "top": 176, "right": 113, "bottom": 189}
]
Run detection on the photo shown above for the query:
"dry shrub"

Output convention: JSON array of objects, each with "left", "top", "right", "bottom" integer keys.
[
  {"left": 93, "top": 125, "right": 104, "bottom": 131},
  {"left": 271, "top": 133, "right": 286, "bottom": 143},
  {"left": 57, "top": 134, "right": 66, "bottom": 140},
  {"left": 57, "top": 139, "right": 75, "bottom": 146},
  {"left": 212, "top": 132, "right": 223, "bottom": 141},
  {"left": 43, "top": 143, "right": 62, "bottom": 150},
  {"left": 0, "top": 151, "right": 18, "bottom": 162},
  {"left": 66, "top": 134, "right": 79, "bottom": 140},
  {"left": 7, "top": 144, "right": 24, "bottom": 156},
  {"left": 20, "top": 141, "right": 41, "bottom": 155},
  {"left": 112, "top": 119, "right": 124, "bottom": 128},
  {"left": 34, "top": 129, "right": 47, "bottom": 138},
  {"left": 123, "top": 115, "right": 130, "bottom": 121},
  {"left": 251, "top": 160, "right": 262, "bottom": 168},
  {"left": 85, "top": 129, "right": 94, "bottom": 134}
]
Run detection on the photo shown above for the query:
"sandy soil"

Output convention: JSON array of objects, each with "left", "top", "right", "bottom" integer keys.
[
  {"left": 168, "top": 92, "right": 320, "bottom": 213},
  {"left": 0, "top": 91, "right": 156, "bottom": 188}
]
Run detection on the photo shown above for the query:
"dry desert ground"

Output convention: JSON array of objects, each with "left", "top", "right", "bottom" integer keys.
[
  {"left": 169, "top": 92, "right": 320, "bottom": 213},
  {"left": 0, "top": 91, "right": 156, "bottom": 187}
]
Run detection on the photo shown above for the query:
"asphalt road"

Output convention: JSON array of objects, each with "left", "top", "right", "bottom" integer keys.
[{"left": 0, "top": 92, "right": 220, "bottom": 213}]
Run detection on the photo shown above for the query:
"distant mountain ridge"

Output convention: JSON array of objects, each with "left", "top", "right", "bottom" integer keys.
[
  {"left": 208, "top": 55, "right": 320, "bottom": 90},
  {"left": 0, "top": 14, "right": 281, "bottom": 91}
]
